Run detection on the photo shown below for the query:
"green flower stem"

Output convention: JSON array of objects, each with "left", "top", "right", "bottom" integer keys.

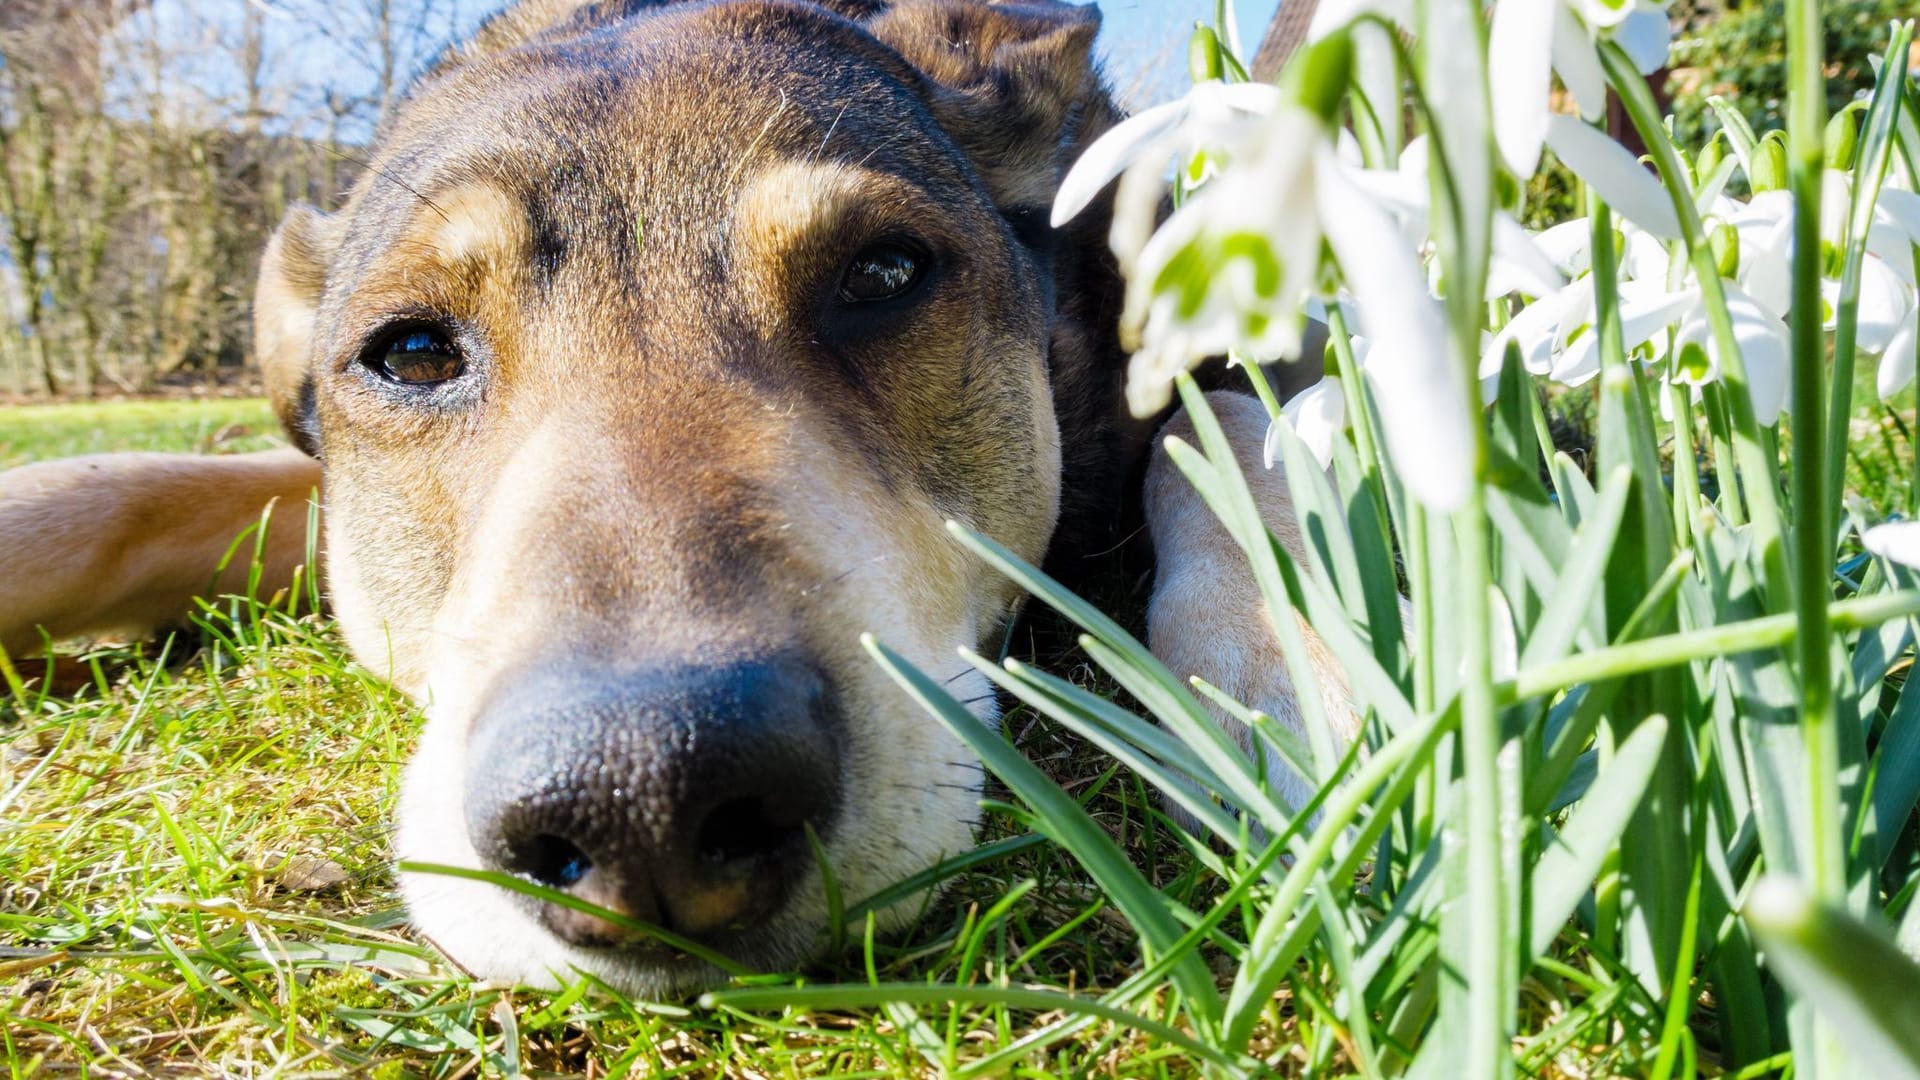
[
  {"left": 1234, "top": 349, "right": 1284, "bottom": 420},
  {"left": 1327, "top": 302, "right": 1401, "bottom": 586},
  {"left": 1703, "top": 383, "right": 1747, "bottom": 526},
  {"left": 1667, "top": 381, "right": 1702, "bottom": 550},
  {"left": 1782, "top": 0, "right": 1845, "bottom": 916},
  {"left": 1600, "top": 42, "right": 1788, "bottom": 597},
  {"left": 1527, "top": 380, "right": 1560, "bottom": 478},
  {"left": 1822, "top": 24, "right": 1914, "bottom": 521},
  {"left": 1499, "top": 589, "right": 1920, "bottom": 704},
  {"left": 1456, "top": 469, "right": 1509, "bottom": 1080},
  {"left": 1327, "top": 302, "right": 1382, "bottom": 477}
]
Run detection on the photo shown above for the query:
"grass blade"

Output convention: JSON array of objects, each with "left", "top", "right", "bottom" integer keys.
[{"left": 862, "top": 634, "right": 1224, "bottom": 1028}]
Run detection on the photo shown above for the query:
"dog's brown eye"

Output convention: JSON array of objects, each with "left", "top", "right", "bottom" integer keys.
[
  {"left": 365, "top": 325, "right": 463, "bottom": 385},
  {"left": 838, "top": 243, "right": 926, "bottom": 303}
]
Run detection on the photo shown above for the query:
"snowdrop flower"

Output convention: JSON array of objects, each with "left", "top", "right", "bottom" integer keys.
[
  {"left": 1724, "top": 176, "right": 1920, "bottom": 398},
  {"left": 1050, "top": 77, "right": 1282, "bottom": 268},
  {"left": 1488, "top": 0, "right": 1671, "bottom": 178},
  {"left": 1668, "top": 283, "right": 1792, "bottom": 424},
  {"left": 1342, "top": 136, "right": 1565, "bottom": 299},
  {"left": 1308, "top": 0, "right": 1671, "bottom": 180},
  {"left": 1265, "top": 372, "right": 1347, "bottom": 471},
  {"left": 1862, "top": 521, "right": 1920, "bottom": 570},
  {"left": 1480, "top": 201, "right": 1795, "bottom": 423},
  {"left": 1056, "top": 84, "right": 1477, "bottom": 510},
  {"left": 1109, "top": 107, "right": 1327, "bottom": 414}
]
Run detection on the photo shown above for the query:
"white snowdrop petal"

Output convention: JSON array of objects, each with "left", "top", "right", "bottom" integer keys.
[
  {"left": 1308, "top": 0, "right": 1412, "bottom": 40},
  {"left": 1425, "top": 0, "right": 1493, "bottom": 284},
  {"left": 1052, "top": 99, "right": 1186, "bottom": 227},
  {"left": 1615, "top": 282, "right": 1700, "bottom": 351},
  {"left": 1353, "top": 21, "right": 1402, "bottom": 151},
  {"left": 1482, "top": 280, "right": 1586, "bottom": 379},
  {"left": 1550, "top": 8, "right": 1610, "bottom": 122},
  {"left": 1550, "top": 333, "right": 1602, "bottom": 385},
  {"left": 1212, "top": 81, "right": 1286, "bottom": 114},
  {"left": 1489, "top": 0, "right": 1556, "bottom": 178},
  {"left": 1545, "top": 114, "right": 1682, "bottom": 239},
  {"left": 1723, "top": 286, "right": 1793, "bottom": 425},
  {"left": 1533, "top": 219, "right": 1595, "bottom": 273},
  {"left": 1615, "top": 6, "right": 1672, "bottom": 74},
  {"left": 1880, "top": 309, "right": 1919, "bottom": 400},
  {"left": 1863, "top": 521, "right": 1920, "bottom": 570},
  {"left": 1317, "top": 155, "right": 1474, "bottom": 510},
  {"left": 1271, "top": 377, "right": 1347, "bottom": 469},
  {"left": 1740, "top": 246, "right": 1793, "bottom": 321},
  {"left": 1855, "top": 255, "right": 1916, "bottom": 355},
  {"left": 1874, "top": 188, "right": 1920, "bottom": 245},
  {"left": 1491, "top": 213, "right": 1567, "bottom": 298},
  {"left": 1819, "top": 169, "right": 1852, "bottom": 243},
  {"left": 1865, "top": 222, "right": 1919, "bottom": 287}
]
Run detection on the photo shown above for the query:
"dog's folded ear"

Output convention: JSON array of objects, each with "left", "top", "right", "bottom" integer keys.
[
  {"left": 253, "top": 204, "right": 342, "bottom": 458},
  {"left": 868, "top": 0, "right": 1112, "bottom": 211}
]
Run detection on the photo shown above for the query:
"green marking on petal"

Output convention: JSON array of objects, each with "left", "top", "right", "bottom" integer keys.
[
  {"left": 1711, "top": 224, "right": 1740, "bottom": 279},
  {"left": 1220, "top": 231, "right": 1283, "bottom": 299},
  {"left": 1678, "top": 340, "right": 1712, "bottom": 381}
]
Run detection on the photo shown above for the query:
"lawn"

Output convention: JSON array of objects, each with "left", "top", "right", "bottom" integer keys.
[
  {"left": 3, "top": 390, "right": 1917, "bottom": 1078},
  {"left": 0, "top": 400, "right": 284, "bottom": 470},
  {"left": 0, "top": 400, "right": 1291, "bottom": 1077}
]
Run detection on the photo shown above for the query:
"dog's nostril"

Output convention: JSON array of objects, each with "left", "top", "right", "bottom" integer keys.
[
  {"left": 522, "top": 834, "right": 593, "bottom": 888},
  {"left": 696, "top": 798, "right": 799, "bottom": 864}
]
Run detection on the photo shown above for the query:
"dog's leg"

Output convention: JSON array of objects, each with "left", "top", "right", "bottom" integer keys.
[
  {"left": 1143, "top": 390, "right": 1364, "bottom": 817},
  {"left": 0, "top": 448, "right": 323, "bottom": 658}
]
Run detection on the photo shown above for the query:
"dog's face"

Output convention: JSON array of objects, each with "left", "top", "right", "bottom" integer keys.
[{"left": 253, "top": 0, "right": 1121, "bottom": 992}]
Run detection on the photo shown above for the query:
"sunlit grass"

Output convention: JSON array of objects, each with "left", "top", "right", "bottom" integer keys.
[{"left": 0, "top": 399, "right": 281, "bottom": 469}]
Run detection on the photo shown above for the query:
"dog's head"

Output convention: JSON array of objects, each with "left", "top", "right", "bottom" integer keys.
[{"left": 253, "top": 0, "right": 1132, "bottom": 992}]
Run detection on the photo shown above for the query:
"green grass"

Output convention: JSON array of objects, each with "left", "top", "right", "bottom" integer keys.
[
  {"left": 4, "top": 396, "right": 1914, "bottom": 1077},
  {"left": 0, "top": 399, "right": 283, "bottom": 470},
  {"left": 0, "top": 398, "right": 1293, "bottom": 1076}
]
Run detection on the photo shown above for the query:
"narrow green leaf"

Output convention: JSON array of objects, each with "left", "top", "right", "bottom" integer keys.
[
  {"left": 1519, "top": 464, "right": 1632, "bottom": 668},
  {"left": 1744, "top": 877, "right": 1920, "bottom": 1079},
  {"left": 862, "top": 635, "right": 1223, "bottom": 1026},
  {"left": 1528, "top": 716, "right": 1670, "bottom": 962}
]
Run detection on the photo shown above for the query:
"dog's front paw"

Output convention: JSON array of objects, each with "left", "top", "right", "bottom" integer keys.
[{"left": 1142, "top": 391, "right": 1363, "bottom": 821}]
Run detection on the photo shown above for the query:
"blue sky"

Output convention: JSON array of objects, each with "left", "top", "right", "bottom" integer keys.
[
  {"left": 105, "top": 0, "right": 1290, "bottom": 139},
  {"left": 1097, "top": 0, "right": 1284, "bottom": 107}
]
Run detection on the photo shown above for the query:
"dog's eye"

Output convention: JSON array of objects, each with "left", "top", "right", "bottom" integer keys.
[
  {"left": 838, "top": 242, "right": 927, "bottom": 304},
  {"left": 364, "top": 324, "right": 464, "bottom": 385}
]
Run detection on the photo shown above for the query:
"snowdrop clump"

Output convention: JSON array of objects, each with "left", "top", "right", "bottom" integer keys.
[{"left": 1009, "top": 3, "right": 1920, "bottom": 1076}]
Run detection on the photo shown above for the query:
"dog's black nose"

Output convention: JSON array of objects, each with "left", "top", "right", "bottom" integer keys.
[{"left": 464, "top": 656, "right": 843, "bottom": 948}]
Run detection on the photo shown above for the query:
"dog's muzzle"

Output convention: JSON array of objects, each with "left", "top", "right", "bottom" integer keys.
[{"left": 463, "top": 655, "right": 844, "bottom": 950}]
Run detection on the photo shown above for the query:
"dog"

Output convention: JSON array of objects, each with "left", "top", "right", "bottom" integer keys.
[{"left": 0, "top": 0, "right": 1356, "bottom": 994}]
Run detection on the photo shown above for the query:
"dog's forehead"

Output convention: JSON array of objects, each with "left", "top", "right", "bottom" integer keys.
[{"left": 357, "top": 2, "right": 961, "bottom": 224}]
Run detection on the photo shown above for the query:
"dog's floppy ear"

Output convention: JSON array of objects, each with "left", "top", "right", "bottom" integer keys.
[
  {"left": 867, "top": 0, "right": 1112, "bottom": 211},
  {"left": 253, "top": 204, "right": 341, "bottom": 458}
]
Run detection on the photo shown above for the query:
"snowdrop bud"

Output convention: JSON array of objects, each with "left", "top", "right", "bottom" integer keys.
[
  {"left": 1824, "top": 105, "right": 1862, "bottom": 172},
  {"left": 1189, "top": 24, "right": 1225, "bottom": 82},
  {"left": 1283, "top": 31, "right": 1354, "bottom": 126},
  {"left": 1697, "top": 134, "right": 1725, "bottom": 185},
  {"left": 1752, "top": 132, "right": 1788, "bottom": 192}
]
